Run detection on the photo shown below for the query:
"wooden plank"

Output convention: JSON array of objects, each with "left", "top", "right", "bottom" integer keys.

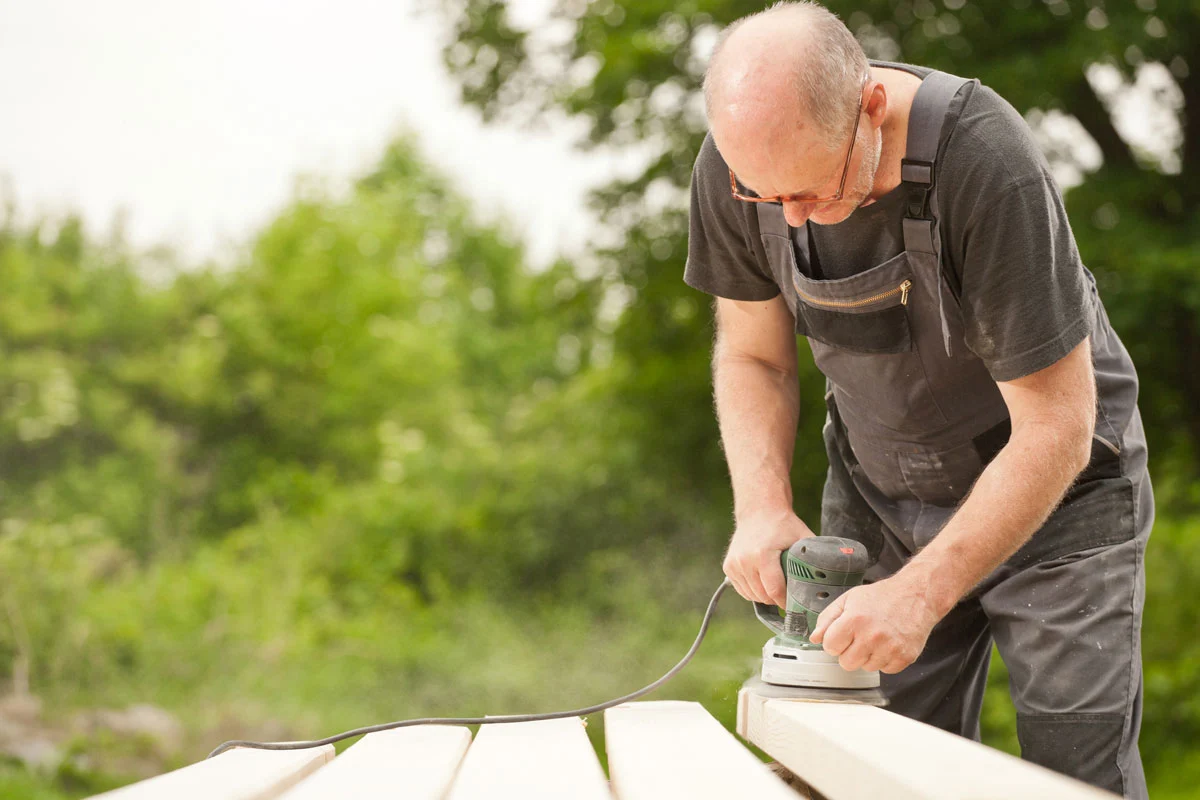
[
  {"left": 738, "top": 684, "right": 1118, "bottom": 800},
  {"left": 605, "top": 701, "right": 801, "bottom": 800},
  {"left": 89, "top": 744, "right": 334, "bottom": 800},
  {"left": 446, "top": 717, "right": 611, "bottom": 800},
  {"left": 278, "top": 725, "right": 471, "bottom": 800}
]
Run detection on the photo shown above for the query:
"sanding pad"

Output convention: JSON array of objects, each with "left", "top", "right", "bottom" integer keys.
[{"left": 742, "top": 674, "right": 889, "bottom": 707}]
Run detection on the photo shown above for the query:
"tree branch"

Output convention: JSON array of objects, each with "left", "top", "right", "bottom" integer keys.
[
  {"left": 1066, "top": 75, "right": 1137, "bottom": 172},
  {"left": 1173, "top": 305, "right": 1200, "bottom": 471},
  {"left": 1177, "top": 52, "right": 1200, "bottom": 197}
]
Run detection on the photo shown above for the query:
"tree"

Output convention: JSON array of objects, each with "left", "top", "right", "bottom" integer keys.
[{"left": 434, "top": 0, "right": 1199, "bottom": 478}]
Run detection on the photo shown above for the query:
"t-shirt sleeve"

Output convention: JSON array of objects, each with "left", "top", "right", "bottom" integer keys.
[
  {"left": 943, "top": 89, "right": 1094, "bottom": 383},
  {"left": 684, "top": 134, "right": 781, "bottom": 301}
]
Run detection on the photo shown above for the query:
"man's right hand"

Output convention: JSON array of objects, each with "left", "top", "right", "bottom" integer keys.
[{"left": 723, "top": 508, "right": 817, "bottom": 607}]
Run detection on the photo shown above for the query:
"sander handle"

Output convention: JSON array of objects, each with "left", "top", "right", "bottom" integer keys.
[
  {"left": 752, "top": 548, "right": 791, "bottom": 634},
  {"left": 753, "top": 601, "right": 786, "bottom": 635}
]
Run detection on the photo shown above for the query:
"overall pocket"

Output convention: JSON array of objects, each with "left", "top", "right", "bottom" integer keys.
[
  {"left": 791, "top": 250, "right": 914, "bottom": 355},
  {"left": 795, "top": 278, "right": 912, "bottom": 354}
]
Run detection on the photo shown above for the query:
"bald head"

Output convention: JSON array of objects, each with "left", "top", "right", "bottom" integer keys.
[{"left": 704, "top": 2, "right": 868, "bottom": 151}]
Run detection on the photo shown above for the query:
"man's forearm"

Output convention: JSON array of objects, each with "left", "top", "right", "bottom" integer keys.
[
  {"left": 713, "top": 354, "right": 800, "bottom": 522},
  {"left": 901, "top": 419, "right": 1092, "bottom": 616}
]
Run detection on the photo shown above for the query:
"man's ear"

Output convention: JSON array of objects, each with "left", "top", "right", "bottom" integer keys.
[{"left": 865, "top": 81, "right": 888, "bottom": 129}]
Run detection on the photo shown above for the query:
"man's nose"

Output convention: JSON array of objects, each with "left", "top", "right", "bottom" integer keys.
[{"left": 782, "top": 200, "right": 816, "bottom": 227}]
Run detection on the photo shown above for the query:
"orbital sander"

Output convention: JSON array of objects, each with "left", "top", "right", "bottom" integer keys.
[{"left": 751, "top": 536, "right": 887, "bottom": 705}]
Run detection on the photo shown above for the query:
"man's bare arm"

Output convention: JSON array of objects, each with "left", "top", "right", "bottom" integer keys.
[
  {"left": 904, "top": 336, "right": 1096, "bottom": 617},
  {"left": 712, "top": 295, "right": 814, "bottom": 606}
]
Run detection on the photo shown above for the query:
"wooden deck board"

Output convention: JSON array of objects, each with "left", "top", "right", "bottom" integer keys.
[
  {"left": 277, "top": 726, "right": 471, "bottom": 800},
  {"left": 738, "top": 684, "right": 1118, "bottom": 800},
  {"left": 605, "top": 700, "right": 801, "bottom": 800},
  {"left": 447, "top": 717, "right": 611, "bottom": 799},
  {"left": 89, "top": 744, "right": 334, "bottom": 800}
]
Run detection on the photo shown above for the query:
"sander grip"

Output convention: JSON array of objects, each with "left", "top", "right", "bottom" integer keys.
[
  {"left": 751, "top": 549, "right": 792, "bottom": 634},
  {"left": 753, "top": 601, "right": 786, "bottom": 635}
]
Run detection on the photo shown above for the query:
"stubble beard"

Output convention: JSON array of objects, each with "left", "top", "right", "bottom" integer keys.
[
  {"left": 854, "top": 127, "right": 884, "bottom": 208},
  {"left": 811, "top": 127, "right": 883, "bottom": 226}
]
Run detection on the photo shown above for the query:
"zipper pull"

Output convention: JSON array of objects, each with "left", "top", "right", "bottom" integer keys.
[{"left": 900, "top": 280, "right": 912, "bottom": 306}]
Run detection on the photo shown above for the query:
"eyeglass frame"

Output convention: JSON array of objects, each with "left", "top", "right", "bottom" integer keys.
[{"left": 727, "top": 75, "right": 870, "bottom": 206}]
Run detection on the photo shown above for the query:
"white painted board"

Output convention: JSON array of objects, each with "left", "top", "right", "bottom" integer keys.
[
  {"left": 605, "top": 701, "right": 801, "bottom": 800},
  {"left": 447, "top": 717, "right": 611, "bottom": 799},
  {"left": 738, "top": 685, "right": 1118, "bottom": 800},
  {"left": 278, "top": 725, "right": 471, "bottom": 800},
  {"left": 88, "top": 743, "right": 334, "bottom": 800}
]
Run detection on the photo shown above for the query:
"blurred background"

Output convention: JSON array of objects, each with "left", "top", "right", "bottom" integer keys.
[{"left": 0, "top": 1, "right": 1196, "bottom": 797}]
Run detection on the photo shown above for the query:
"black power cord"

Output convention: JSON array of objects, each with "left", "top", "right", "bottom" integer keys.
[{"left": 208, "top": 577, "right": 733, "bottom": 760}]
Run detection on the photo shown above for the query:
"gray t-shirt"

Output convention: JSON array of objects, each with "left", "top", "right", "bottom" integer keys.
[{"left": 684, "top": 62, "right": 1093, "bottom": 384}]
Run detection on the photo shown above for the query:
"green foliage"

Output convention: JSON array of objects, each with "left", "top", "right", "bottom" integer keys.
[
  {"left": 0, "top": 133, "right": 746, "bottom": 696},
  {"left": 0, "top": 760, "right": 94, "bottom": 800},
  {"left": 0, "top": 137, "right": 763, "bottom": 792}
]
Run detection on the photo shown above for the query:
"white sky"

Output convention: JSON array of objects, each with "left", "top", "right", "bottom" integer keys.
[{"left": 0, "top": 0, "right": 613, "bottom": 268}]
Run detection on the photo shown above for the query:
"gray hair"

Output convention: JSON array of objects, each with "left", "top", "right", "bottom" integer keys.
[{"left": 704, "top": 1, "right": 869, "bottom": 152}]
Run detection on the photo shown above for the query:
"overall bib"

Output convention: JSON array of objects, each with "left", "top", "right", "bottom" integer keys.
[{"left": 755, "top": 68, "right": 1151, "bottom": 798}]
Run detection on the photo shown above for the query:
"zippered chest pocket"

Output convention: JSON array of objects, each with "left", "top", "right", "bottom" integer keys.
[
  {"left": 795, "top": 275, "right": 912, "bottom": 354},
  {"left": 790, "top": 248, "right": 915, "bottom": 355}
]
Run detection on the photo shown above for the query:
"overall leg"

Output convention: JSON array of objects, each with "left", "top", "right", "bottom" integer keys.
[
  {"left": 863, "top": 501, "right": 994, "bottom": 738},
  {"left": 982, "top": 470, "right": 1151, "bottom": 799},
  {"left": 879, "top": 593, "right": 993, "bottom": 739}
]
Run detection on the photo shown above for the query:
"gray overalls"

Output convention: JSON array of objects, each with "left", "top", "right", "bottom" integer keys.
[{"left": 755, "top": 67, "right": 1152, "bottom": 799}]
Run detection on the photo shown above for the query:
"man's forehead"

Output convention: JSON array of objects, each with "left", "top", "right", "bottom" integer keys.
[{"left": 715, "top": 123, "right": 837, "bottom": 198}]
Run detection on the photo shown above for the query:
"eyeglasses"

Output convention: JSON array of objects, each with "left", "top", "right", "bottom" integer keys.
[{"left": 728, "top": 77, "right": 869, "bottom": 206}]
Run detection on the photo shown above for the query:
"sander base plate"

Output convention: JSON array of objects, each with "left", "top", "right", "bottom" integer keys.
[
  {"left": 758, "top": 638, "right": 887, "bottom": 706},
  {"left": 742, "top": 674, "right": 889, "bottom": 707}
]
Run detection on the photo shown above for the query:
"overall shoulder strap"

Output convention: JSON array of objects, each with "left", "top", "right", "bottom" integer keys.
[
  {"left": 901, "top": 70, "right": 970, "bottom": 253},
  {"left": 755, "top": 193, "right": 814, "bottom": 273},
  {"left": 901, "top": 70, "right": 972, "bottom": 356},
  {"left": 756, "top": 202, "right": 814, "bottom": 286},
  {"left": 755, "top": 201, "right": 789, "bottom": 237}
]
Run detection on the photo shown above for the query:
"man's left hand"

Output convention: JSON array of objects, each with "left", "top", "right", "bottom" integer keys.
[{"left": 808, "top": 574, "right": 944, "bottom": 674}]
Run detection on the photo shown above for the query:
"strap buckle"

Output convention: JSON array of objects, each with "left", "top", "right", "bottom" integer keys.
[
  {"left": 901, "top": 158, "right": 935, "bottom": 218},
  {"left": 900, "top": 158, "right": 934, "bottom": 185}
]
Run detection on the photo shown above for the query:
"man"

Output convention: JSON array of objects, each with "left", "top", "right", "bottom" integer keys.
[{"left": 684, "top": 3, "right": 1151, "bottom": 797}]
